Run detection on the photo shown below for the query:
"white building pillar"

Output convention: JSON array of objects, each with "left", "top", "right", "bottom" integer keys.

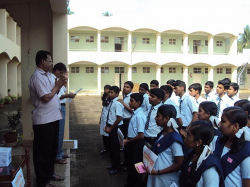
[
  {"left": 0, "top": 56, "right": 8, "bottom": 97},
  {"left": 208, "top": 35, "right": 214, "bottom": 55},
  {"left": 183, "top": 66, "right": 189, "bottom": 86},
  {"left": 97, "top": 65, "right": 101, "bottom": 95},
  {"left": 208, "top": 66, "right": 214, "bottom": 81},
  {"left": 231, "top": 66, "right": 237, "bottom": 82},
  {"left": 17, "top": 63, "right": 22, "bottom": 96},
  {"left": 156, "top": 65, "right": 161, "bottom": 86},
  {"left": 16, "top": 25, "right": 21, "bottom": 46},
  {"left": 0, "top": 9, "right": 7, "bottom": 37},
  {"left": 229, "top": 36, "right": 237, "bottom": 55},
  {"left": 97, "top": 30, "right": 101, "bottom": 52},
  {"left": 7, "top": 61, "right": 18, "bottom": 96},
  {"left": 156, "top": 32, "right": 161, "bottom": 53},
  {"left": 183, "top": 34, "right": 188, "bottom": 54},
  {"left": 7, "top": 17, "right": 16, "bottom": 43},
  {"left": 127, "top": 65, "right": 132, "bottom": 81},
  {"left": 128, "top": 31, "right": 132, "bottom": 53}
]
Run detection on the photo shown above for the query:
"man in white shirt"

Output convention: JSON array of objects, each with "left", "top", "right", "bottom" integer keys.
[
  {"left": 204, "top": 81, "right": 216, "bottom": 102},
  {"left": 188, "top": 83, "right": 206, "bottom": 106},
  {"left": 166, "top": 79, "right": 179, "bottom": 106},
  {"left": 227, "top": 82, "right": 240, "bottom": 104}
]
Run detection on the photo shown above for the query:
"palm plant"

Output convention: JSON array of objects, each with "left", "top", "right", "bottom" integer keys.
[
  {"left": 102, "top": 11, "right": 113, "bottom": 17},
  {"left": 238, "top": 25, "right": 250, "bottom": 53}
]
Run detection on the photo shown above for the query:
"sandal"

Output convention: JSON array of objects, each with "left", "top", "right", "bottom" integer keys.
[
  {"left": 62, "top": 154, "right": 70, "bottom": 159},
  {"left": 50, "top": 173, "right": 65, "bottom": 181},
  {"left": 55, "top": 159, "right": 67, "bottom": 164}
]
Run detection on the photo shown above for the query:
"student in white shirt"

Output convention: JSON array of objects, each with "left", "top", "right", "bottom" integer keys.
[
  {"left": 166, "top": 79, "right": 180, "bottom": 106},
  {"left": 139, "top": 83, "right": 150, "bottom": 117},
  {"left": 150, "top": 80, "right": 159, "bottom": 89},
  {"left": 227, "top": 82, "right": 240, "bottom": 103},
  {"left": 204, "top": 81, "right": 216, "bottom": 102},
  {"left": 188, "top": 83, "right": 206, "bottom": 106}
]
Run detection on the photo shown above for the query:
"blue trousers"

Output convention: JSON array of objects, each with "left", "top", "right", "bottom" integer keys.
[{"left": 56, "top": 104, "right": 66, "bottom": 160}]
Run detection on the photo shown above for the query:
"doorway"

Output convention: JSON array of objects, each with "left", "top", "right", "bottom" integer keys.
[
  {"left": 115, "top": 44, "right": 122, "bottom": 52},
  {"left": 193, "top": 40, "right": 201, "bottom": 54}
]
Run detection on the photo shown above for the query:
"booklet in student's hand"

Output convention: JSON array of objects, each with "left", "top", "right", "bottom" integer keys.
[
  {"left": 117, "top": 128, "right": 124, "bottom": 148},
  {"left": 67, "top": 88, "right": 83, "bottom": 103},
  {"left": 143, "top": 145, "right": 158, "bottom": 174},
  {"left": 134, "top": 162, "right": 146, "bottom": 174}
]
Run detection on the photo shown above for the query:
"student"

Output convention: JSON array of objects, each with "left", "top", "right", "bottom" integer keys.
[
  {"left": 123, "top": 93, "right": 146, "bottom": 187},
  {"left": 118, "top": 81, "right": 134, "bottom": 170},
  {"left": 99, "top": 85, "right": 112, "bottom": 154},
  {"left": 234, "top": 99, "right": 250, "bottom": 127},
  {"left": 198, "top": 101, "right": 221, "bottom": 136},
  {"left": 188, "top": 83, "right": 206, "bottom": 106},
  {"left": 160, "top": 85, "right": 182, "bottom": 128},
  {"left": 147, "top": 105, "right": 184, "bottom": 187},
  {"left": 144, "top": 88, "right": 165, "bottom": 147},
  {"left": 227, "top": 82, "right": 240, "bottom": 103},
  {"left": 215, "top": 79, "right": 234, "bottom": 119},
  {"left": 173, "top": 80, "right": 198, "bottom": 129},
  {"left": 204, "top": 81, "right": 216, "bottom": 102},
  {"left": 179, "top": 121, "right": 225, "bottom": 187},
  {"left": 150, "top": 80, "right": 159, "bottom": 89},
  {"left": 139, "top": 83, "right": 150, "bottom": 117},
  {"left": 166, "top": 79, "right": 179, "bottom": 106},
  {"left": 104, "top": 86, "right": 124, "bottom": 175},
  {"left": 212, "top": 107, "right": 250, "bottom": 187}
]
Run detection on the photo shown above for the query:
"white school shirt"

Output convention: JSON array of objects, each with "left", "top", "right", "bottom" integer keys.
[
  {"left": 141, "top": 93, "right": 150, "bottom": 117},
  {"left": 170, "top": 92, "right": 180, "bottom": 106},
  {"left": 123, "top": 92, "right": 132, "bottom": 119},
  {"left": 100, "top": 100, "right": 110, "bottom": 136},
  {"left": 212, "top": 136, "right": 250, "bottom": 187},
  {"left": 127, "top": 107, "right": 146, "bottom": 138},
  {"left": 50, "top": 73, "right": 67, "bottom": 104},
  {"left": 205, "top": 91, "right": 217, "bottom": 102},
  {"left": 106, "top": 97, "right": 124, "bottom": 126},
  {"left": 179, "top": 93, "right": 198, "bottom": 127},
  {"left": 215, "top": 94, "right": 234, "bottom": 119},
  {"left": 230, "top": 95, "right": 240, "bottom": 104},
  {"left": 163, "top": 98, "right": 181, "bottom": 119},
  {"left": 144, "top": 102, "right": 162, "bottom": 137}
]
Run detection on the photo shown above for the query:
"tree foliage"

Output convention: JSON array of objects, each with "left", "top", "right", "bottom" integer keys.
[
  {"left": 238, "top": 25, "right": 250, "bottom": 53},
  {"left": 102, "top": 11, "right": 113, "bottom": 17}
]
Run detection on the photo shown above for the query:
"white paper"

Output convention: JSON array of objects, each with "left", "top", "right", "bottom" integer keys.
[
  {"left": 11, "top": 168, "right": 25, "bottom": 187},
  {"left": 67, "top": 88, "right": 82, "bottom": 103},
  {"left": 143, "top": 145, "right": 158, "bottom": 174},
  {"left": 117, "top": 128, "right": 124, "bottom": 148}
]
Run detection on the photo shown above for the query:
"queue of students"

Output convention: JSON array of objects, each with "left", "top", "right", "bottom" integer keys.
[{"left": 99, "top": 78, "right": 250, "bottom": 187}]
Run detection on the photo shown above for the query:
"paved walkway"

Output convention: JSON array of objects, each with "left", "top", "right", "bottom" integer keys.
[{"left": 69, "top": 95, "right": 127, "bottom": 187}]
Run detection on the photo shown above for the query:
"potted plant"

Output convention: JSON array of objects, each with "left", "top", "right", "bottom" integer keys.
[
  {"left": 4, "top": 108, "right": 22, "bottom": 144},
  {"left": 4, "top": 96, "right": 12, "bottom": 104},
  {"left": 11, "top": 95, "right": 17, "bottom": 101},
  {"left": 0, "top": 98, "right": 4, "bottom": 108}
]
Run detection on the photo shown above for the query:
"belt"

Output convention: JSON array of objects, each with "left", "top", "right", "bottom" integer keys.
[{"left": 61, "top": 103, "right": 66, "bottom": 106}]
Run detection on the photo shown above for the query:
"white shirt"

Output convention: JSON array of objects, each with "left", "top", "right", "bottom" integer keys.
[
  {"left": 141, "top": 93, "right": 150, "bottom": 117},
  {"left": 215, "top": 94, "right": 234, "bottom": 119},
  {"left": 205, "top": 91, "right": 217, "bottom": 102},
  {"left": 123, "top": 92, "right": 132, "bottom": 119},
  {"left": 50, "top": 73, "right": 67, "bottom": 104},
  {"left": 107, "top": 97, "right": 124, "bottom": 126},
  {"left": 230, "top": 95, "right": 240, "bottom": 104},
  {"left": 163, "top": 98, "right": 181, "bottom": 119},
  {"left": 170, "top": 92, "right": 180, "bottom": 106}
]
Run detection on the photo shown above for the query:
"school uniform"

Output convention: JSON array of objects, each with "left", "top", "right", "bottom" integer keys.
[
  {"left": 215, "top": 94, "right": 234, "bottom": 119},
  {"left": 196, "top": 96, "right": 206, "bottom": 105},
  {"left": 229, "top": 95, "right": 240, "bottom": 104},
  {"left": 147, "top": 131, "right": 184, "bottom": 187},
  {"left": 144, "top": 102, "right": 162, "bottom": 146},
  {"left": 125, "top": 107, "right": 146, "bottom": 187},
  {"left": 163, "top": 99, "right": 181, "bottom": 119},
  {"left": 106, "top": 97, "right": 124, "bottom": 170},
  {"left": 205, "top": 91, "right": 216, "bottom": 102},
  {"left": 179, "top": 93, "right": 198, "bottom": 128},
  {"left": 141, "top": 93, "right": 150, "bottom": 117},
  {"left": 170, "top": 91, "right": 180, "bottom": 106},
  {"left": 212, "top": 136, "right": 250, "bottom": 187}
]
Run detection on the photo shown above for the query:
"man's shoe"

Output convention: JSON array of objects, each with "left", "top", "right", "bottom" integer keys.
[
  {"left": 109, "top": 169, "right": 120, "bottom": 175},
  {"left": 100, "top": 150, "right": 108, "bottom": 154},
  {"left": 106, "top": 165, "right": 113, "bottom": 170}
]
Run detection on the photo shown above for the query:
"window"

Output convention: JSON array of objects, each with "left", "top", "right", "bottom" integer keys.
[
  {"left": 86, "top": 36, "right": 94, "bottom": 43},
  {"left": 226, "top": 68, "right": 231, "bottom": 74},
  {"left": 216, "top": 41, "right": 223, "bottom": 47},
  {"left": 217, "top": 68, "right": 223, "bottom": 74},
  {"left": 169, "top": 67, "right": 176, "bottom": 73},
  {"left": 132, "top": 37, "right": 137, "bottom": 44},
  {"left": 132, "top": 67, "right": 137, "bottom": 73},
  {"left": 86, "top": 67, "right": 94, "bottom": 73},
  {"left": 101, "top": 67, "right": 109, "bottom": 73},
  {"left": 205, "top": 40, "right": 208, "bottom": 46},
  {"left": 225, "top": 39, "right": 230, "bottom": 45},
  {"left": 205, "top": 68, "right": 208, "bottom": 74},
  {"left": 143, "top": 67, "right": 150, "bottom": 73},
  {"left": 169, "top": 39, "right": 176, "bottom": 45},
  {"left": 161, "top": 67, "right": 164, "bottom": 73},
  {"left": 71, "top": 36, "right": 79, "bottom": 42},
  {"left": 193, "top": 40, "right": 201, "bottom": 46},
  {"left": 142, "top": 38, "right": 150, "bottom": 44},
  {"left": 71, "top": 67, "right": 79, "bottom": 73},
  {"left": 193, "top": 68, "right": 201, "bottom": 74},
  {"left": 101, "top": 36, "right": 109, "bottom": 43},
  {"left": 247, "top": 69, "right": 250, "bottom": 74},
  {"left": 115, "top": 67, "right": 124, "bottom": 73},
  {"left": 114, "top": 37, "right": 124, "bottom": 44},
  {"left": 161, "top": 38, "right": 163, "bottom": 44}
]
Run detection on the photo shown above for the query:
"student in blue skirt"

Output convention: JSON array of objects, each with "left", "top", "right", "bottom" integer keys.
[
  {"left": 179, "top": 121, "right": 225, "bottom": 187},
  {"left": 212, "top": 107, "right": 250, "bottom": 187},
  {"left": 147, "top": 104, "right": 184, "bottom": 187}
]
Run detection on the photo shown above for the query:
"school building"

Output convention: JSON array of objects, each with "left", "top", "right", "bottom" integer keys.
[{"left": 68, "top": 16, "right": 249, "bottom": 94}]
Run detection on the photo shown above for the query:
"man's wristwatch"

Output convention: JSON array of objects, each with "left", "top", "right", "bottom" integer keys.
[{"left": 157, "top": 170, "right": 161, "bottom": 175}]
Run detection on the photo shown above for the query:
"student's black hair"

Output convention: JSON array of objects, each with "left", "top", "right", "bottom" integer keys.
[
  {"left": 36, "top": 50, "right": 51, "bottom": 66},
  {"left": 174, "top": 80, "right": 186, "bottom": 92},
  {"left": 124, "top": 81, "right": 134, "bottom": 89},
  {"left": 205, "top": 81, "right": 214, "bottom": 88},
  {"left": 110, "top": 86, "right": 120, "bottom": 94},
  {"left": 229, "top": 82, "right": 239, "bottom": 93},
  {"left": 158, "top": 104, "right": 177, "bottom": 119},
  {"left": 150, "top": 80, "right": 159, "bottom": 87},
  {"left": 101, "top": 85, "right": 111, "bottom": 102},
  {"left": 130, "top": 93, "right": 143, "bottom": 107},
  {"left": 185, "top": 120, "right": 215, "bottom": 187},
  {"left": 166, "top": 79, "right": 175, "bottom": 86},
  {"left": 53, "top": 62, "right": 67, "bottom": 72},
  {"left": 219, "top": 107, "right": 248, "bottom": 153},
  {"left": 149, "top": 88, "right": 165, "bottom": 100},
  {"left": 139, "top": 83, "right": 149, "bottom": 91},
  {"left": 188, "top": 83, "right": 202, "bottom": 95},
  {"left": 199, "top": 101, "right": 219, "bottom": 128},
  {"left": 160, "top": 85, "right": 173, "bottom": 98},
  {"left": 218, "top": 79, "right": 229, "bottom": 90},
  {"left": 234, "top": 99, "right": 250, "bottom": 120}
]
